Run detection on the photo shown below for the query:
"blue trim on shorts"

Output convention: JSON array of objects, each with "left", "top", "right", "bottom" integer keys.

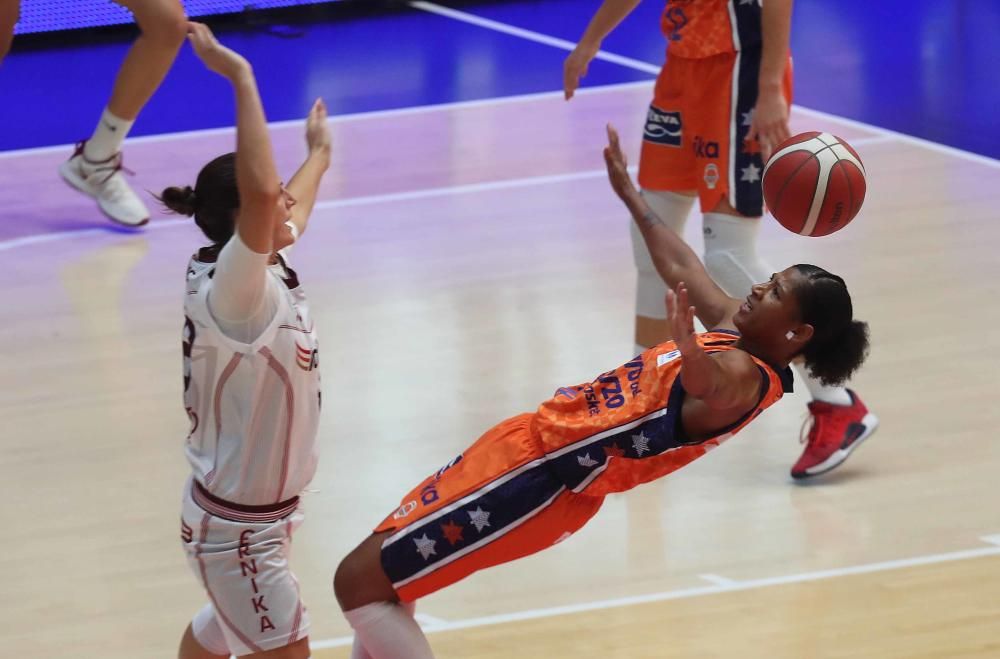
[{"left": 380, "top": 462, "right": 564, "bottom": 587}]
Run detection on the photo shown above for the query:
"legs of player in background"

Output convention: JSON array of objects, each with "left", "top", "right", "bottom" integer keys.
[
  {"left": 0, "top": 0, "right": 17, "bottom": 62},
  {"left": 335, "top": 532, "right": 435, "bottom": 659},
  {"left": 700, "top": 197, "right": 879, "bottom": 479},
  {"left": 59, "top": 0, "right": 187, "bottom": 227},
  {"left": 630, "top": 188, "right": 697, "bottom": 354}
]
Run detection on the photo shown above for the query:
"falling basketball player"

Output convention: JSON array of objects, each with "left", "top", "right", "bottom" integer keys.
[
  {"left": 564, "top": 0, "right": 878, "bottom": 478},
  {"left": 331, "top": 124, "right": 871, "bottom": 659}
]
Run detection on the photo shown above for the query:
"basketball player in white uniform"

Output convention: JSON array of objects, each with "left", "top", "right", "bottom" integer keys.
[{"left": 161, "top": 23, "right": 330, "bottom": 659}]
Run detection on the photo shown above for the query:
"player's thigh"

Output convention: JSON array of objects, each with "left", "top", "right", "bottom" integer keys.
[
  {"left": 638, "top": 60, "right": 697, "bottom": 191},
  {"left": 181, "top": 491, "right": 309, "bottom": 657},
  {"left": 0, "top": 1, "right": 19, "bottom": 57}
]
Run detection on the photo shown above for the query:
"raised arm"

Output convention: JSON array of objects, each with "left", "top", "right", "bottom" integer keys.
[
  {"left": 188, "top": 22, "right": 282, "bottom": 254},
  {"left": 285, "top": 98, "right": 332, "bottom": 238},
  {"left": 603, "top": 124, "right": 740, "bottom": 330},
  {"left": 187, "top": 22, "right": 282, "bottom": 333},
  {"left": 563, "top": 0, "right": 642, "bottom": 100}
]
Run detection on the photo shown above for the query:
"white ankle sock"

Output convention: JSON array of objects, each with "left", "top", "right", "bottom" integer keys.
[
  {"left": 796, "top": 364, "right": 853, "bottom": 405},
  {"left": 345, "top": 602, "right": 432, "bottom": 659},
  {"left": 83, "top": 108, "right": 133, "bottom": 162}
]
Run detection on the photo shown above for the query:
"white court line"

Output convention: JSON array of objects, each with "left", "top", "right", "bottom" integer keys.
[
  {"left": 409, "top": 1, "right": 661, "bottom": 75},
  {"left": 792, "top": 104, "right": 1000, "bottom": 169},
  {"left": 411, "top": 0, "right": 1000, "bottom": 170},
  {"left": 311, "top": 539, "right": 1000, "bottom": 649},
  {"left": 0, "top": 134, "right": 893, "bottom": 253},
  {"left": 0, "top": 80, "right": 655, "bottom": 160},
  {"left": 414, "top": 613, "right": 450, "bottom": 627},
  {"left": 698, "top": 573, "right": 738, "bottom": 587}
]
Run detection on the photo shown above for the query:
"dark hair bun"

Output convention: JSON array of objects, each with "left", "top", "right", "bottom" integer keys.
[{"left": 159, "top": 185, "right": 198, "bottom": 217}]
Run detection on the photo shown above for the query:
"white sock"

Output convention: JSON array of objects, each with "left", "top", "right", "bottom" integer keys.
[
  {"left": 345, "top": 602, "right": 432, "bottom": 659},
  {"left": 83, "top": 108, "right": 134, "bottom": 162},
  {"left": 350, "top": 602, "right": 418, "bottom": 659},
  {"left": 797, "top": 365, "right": 853, "bottom": 405},
  {"left": 701, "top": 212, "right": 773, "bottom": 297}
]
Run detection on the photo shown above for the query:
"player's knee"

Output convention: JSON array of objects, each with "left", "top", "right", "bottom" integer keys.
[
  {"left": 703, "top": 248, "right": 770, "bottom": 298},
  {"left": 635, "top": 268, "right": 668, "bottom": 320},
  {"left": 139, "top": 1, "right": 188, "bottom": 48},
  {"left": 333, "top": 552, "right": 362, "bottom": 609},
  {"left": 334, "top": 535, "right": 394, "bottom": 611}
]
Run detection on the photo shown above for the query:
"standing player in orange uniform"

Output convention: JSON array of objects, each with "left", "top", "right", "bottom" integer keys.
[
  {"left": 331, "top": 126, "right": 870, "bottom": 658},
  {"left": 1, "top": 0, "right": 187, "bottom": 227},
  {"left": 564, "top": 0, "right": 877, "bottom": 479}
]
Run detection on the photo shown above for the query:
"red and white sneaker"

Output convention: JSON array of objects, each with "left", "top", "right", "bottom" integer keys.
[
  {"left": 59, "top": 141, "right": 150, "bottom": 227},
  {"left": 791, "top": 390, "right": 879, "bottom": 479}
]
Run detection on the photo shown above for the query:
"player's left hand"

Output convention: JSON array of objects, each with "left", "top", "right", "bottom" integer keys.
[
  {"left": 305, "top": 98, "right": 331, "bottom": 155},
  {"left": 666, "top": 282, "right": 700, "bottom": 355},
  {"left": 749, "top": 88, "right": 790, "bottom": 162},
  {"left": 187, "top": 21, "right": 250, "bottom": 80}
]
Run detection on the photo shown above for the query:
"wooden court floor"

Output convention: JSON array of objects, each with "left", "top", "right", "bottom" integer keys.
[{"left": 2, "top": 82, "right": 999, "bottom": 658}]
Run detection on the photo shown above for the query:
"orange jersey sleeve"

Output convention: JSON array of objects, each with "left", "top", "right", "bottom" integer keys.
[
  {"left": 531, "top": 332, "right": 792, "bottom": 495},
  {"left": 662, "top": 0, "right": 763, "bottom": 60}
]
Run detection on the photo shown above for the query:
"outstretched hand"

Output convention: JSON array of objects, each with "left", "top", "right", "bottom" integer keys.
[
  {"left": 187, "top": 22, "right": 250, "bottom": 80},
  {"left": 666, "top": 282, "right": 700, "bottom": 354},
  {"left": 563, "top": 42, "right": 599, "bottom": 100},
  {"left": 603, "top": 123, "right": 638, "bottom": 202},
  {"left": 305, "top": 98, "right": 331, "bottom": 155}
]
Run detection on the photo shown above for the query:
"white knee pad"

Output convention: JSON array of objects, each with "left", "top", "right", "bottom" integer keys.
[
  {"left": 192, "top": 604, "right": 230, "bottom": 657},
  {"left": 632, "top": 190, "right": 696, "bottom": 318},
  {"left": 702, "top": 212, "right": 773, "bottom": 297}
]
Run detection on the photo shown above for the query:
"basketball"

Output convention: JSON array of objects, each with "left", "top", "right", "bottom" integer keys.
[{"left": 762, "top": 132, "right": 867, "bottom": 237}]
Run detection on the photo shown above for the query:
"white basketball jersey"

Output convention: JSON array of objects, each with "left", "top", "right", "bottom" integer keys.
[{"left": 182, "top": 247, "right": 321, "bottom": 505}]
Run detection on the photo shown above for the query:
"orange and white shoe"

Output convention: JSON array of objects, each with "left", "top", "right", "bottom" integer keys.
[
  {"left": 59, "top": 141, "right": 150, "bottom": 227},
  {"left": 791, "top": 390, "right": 879, "bottom": 479}
]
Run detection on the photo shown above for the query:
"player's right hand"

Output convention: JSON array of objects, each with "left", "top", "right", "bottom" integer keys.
[
  {"left": 666, "top": 282, "right": 700, "bottom": 355},
  {"left": 563, "top": 42, "right": 599, "bottom": 100},
  {"left": 187, "top": 22, "right": 250, "bottom": 80},
  {"left": 603, "top": 123, "right": 637, "bottom": 201}
]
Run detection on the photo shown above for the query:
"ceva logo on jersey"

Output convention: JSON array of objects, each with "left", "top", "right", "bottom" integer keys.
[{"left": 644, "top": 106, "right": 682, "bottom": 147}]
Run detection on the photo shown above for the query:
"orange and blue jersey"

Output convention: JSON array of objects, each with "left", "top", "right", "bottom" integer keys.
[
  {"left": 662, "top": 0, "right": 763, "bottom": 60},
  {"left": 375, "top": 331, "right": 793, "bottom": 601},
  {"left": 533, "top": 331, "right": 791, "bottom": 495}
]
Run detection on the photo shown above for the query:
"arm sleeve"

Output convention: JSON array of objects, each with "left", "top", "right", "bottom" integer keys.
[{"left": 207, "top": 231, "right": 281, "bottom": 343}]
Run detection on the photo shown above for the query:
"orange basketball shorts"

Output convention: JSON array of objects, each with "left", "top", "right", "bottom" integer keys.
[
  {"left": 637, "top": 48, "right": 793, "bottom": 217},
  {"left": 374, "top": 413, "right": 604, "bottom": 602}
]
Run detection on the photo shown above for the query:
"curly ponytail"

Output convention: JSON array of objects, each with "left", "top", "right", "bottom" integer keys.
[{"left": 793, "top": 264, "right": 870, "bottom": 386}]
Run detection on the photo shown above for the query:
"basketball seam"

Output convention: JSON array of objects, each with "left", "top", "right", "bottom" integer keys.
[
  {"left": 841, "top": 159, "right": 858, "bottom": 228},
  {"left": 770, "top": 142, "right": 842, "bottom": 235}
]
